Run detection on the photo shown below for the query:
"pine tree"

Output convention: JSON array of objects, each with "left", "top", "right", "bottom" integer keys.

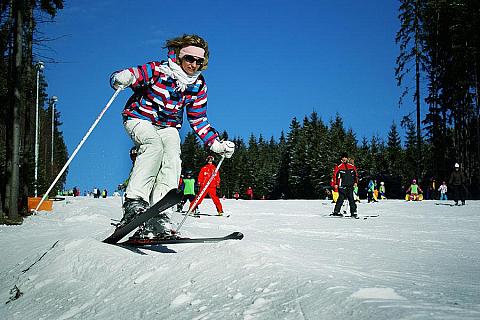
[
  {"left": 386, "top": 122, "right": 403, "bottom": 176},
  {"left": 396, "top": 0, "right": 428, "bottom": 177}
]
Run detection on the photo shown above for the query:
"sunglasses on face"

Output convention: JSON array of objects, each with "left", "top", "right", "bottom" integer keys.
[{"left": 182, "top": 55, "right": 204, "bottom": 66}]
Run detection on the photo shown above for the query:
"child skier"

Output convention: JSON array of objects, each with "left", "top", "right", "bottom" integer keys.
[
  {"left": 177, "top": 170, "right": 197, "bottom": 213},
  {"left": 379, "top": 181, "right": 386, "bottom": 199},
  {"left": 438, "top": 181, "right": 448, "bottom": 200},
  {"left": 111, "top": 34, "right": 235, "bottom": 238},
  {"left": 367, "top": 180, "right": 377, "bottom": 203},
  {"left": 406, "top": 179, "right": 423, "bottom": 201}
]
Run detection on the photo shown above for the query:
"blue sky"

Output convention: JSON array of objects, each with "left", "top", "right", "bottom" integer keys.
[{"left": 39, "top": 0, "right": 411, "bottom": 193}]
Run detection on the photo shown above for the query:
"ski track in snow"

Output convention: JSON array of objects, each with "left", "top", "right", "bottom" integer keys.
[{"left": 1, "top": 197, "right": 480, "bottom": 319}]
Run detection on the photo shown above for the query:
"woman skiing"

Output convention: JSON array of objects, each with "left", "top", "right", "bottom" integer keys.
[{"left": 111, "top": 34, "right": 235, "bottom": 238}]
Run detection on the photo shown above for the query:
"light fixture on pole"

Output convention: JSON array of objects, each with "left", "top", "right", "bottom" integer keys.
[
  {"left": 34, "top": 61, "right": 44, "bottom": 198},
  {"left": 50, "top": 96, "right": 58, "bottom": 167}
]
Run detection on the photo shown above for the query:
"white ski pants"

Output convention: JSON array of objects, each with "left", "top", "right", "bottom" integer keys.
[{"left": 124, "top": 119, "right": 181, "bottom": 205}]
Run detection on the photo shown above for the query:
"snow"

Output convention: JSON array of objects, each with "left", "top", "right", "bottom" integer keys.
[{"left": 1, "top": 197, "right": 480, "bottom": 320}]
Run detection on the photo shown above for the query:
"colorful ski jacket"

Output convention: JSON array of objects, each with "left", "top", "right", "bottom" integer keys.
[
  {"left": 198, "top": 163, "right": 220, "bottom": 188},
  {"left": 116, "top": 51, "right": 218, "bottom": 147},
  {"left": 332, "top": 162, "right": 358, "bottom": 187}
]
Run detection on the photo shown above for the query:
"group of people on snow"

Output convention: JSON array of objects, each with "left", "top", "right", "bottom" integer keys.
[{"left": 106, "top": 33, "right": 470, "bottom": 240}]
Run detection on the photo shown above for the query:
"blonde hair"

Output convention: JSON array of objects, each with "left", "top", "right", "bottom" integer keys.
[{"left": 164, "top": 34, "right": 209, "bottom": 71}]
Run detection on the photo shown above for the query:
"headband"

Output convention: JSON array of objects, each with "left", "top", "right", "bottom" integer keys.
[{"left": 179, "top": 46, "right": 205, "bottom": 59}]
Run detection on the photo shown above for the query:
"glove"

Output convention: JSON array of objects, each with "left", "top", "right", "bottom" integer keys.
[
  {"left": 210, "top": 140, "right": 235, "bottom": 158},
  {"left": 112, "top": 70, "right": 134, "bottom": 89}
]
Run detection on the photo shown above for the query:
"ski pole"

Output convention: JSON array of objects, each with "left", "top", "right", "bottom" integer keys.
[
  {"left": 175, "top": 155, "right": 226, "bottom": 233},
  {"left": 33, "top": 88, "right": 122, "bottom": 213}
]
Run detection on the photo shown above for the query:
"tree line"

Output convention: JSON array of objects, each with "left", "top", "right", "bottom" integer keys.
[
  {"left": 180, "top": 113, "right": 453, "bottom": 201},
  {"left": 1, "top": 0, "right": 67, "bottom": 223}
]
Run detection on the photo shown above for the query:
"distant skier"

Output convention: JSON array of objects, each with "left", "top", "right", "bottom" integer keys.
[
  {"left": 438, "top": 181, "right": 448, "bottom": 200},
  {"left": 110, "top": 34, "right": 235, "bottom": 238},
  {"left": 406, "top": 179, "right": 423, "bottom": 201},
  {"left": 191, "top": 156, "right": 224, "bottom": 215},
  {"left": 367, "top": 180, "right": 377, "bottom": 203},
  {"left": 330, "top": 152, "right": 358, "bottom": 218},
  {"left": 448, "top": 163, "right": 466, "bottom": 205},
  {"left": 246, "top": 186, "right": 254, "bottom": 200},
  {"left": 379, "top": 181, "right": 386, "bottom": 200},
  {"left": 177, "top": 170, "right": 197, "bottom": 213}
]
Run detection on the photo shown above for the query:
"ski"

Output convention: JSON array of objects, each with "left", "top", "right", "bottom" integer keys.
[
  {"left": 435, "top": 203, "right": 465, "bottom": 207},
  {"left": 103, "top": 189, "right": 183, "bottom": 244},
  {"left": 182, "top": 212, "right": 230, "bottom": 218},
  {"left": 325, "top": 214, "right": 379, "bottom": 220},
  {"left": 121, "top": 231, "right": 244, "bottom": 246}
]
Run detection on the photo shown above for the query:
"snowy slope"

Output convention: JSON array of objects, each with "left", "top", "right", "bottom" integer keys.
[{"left": 1, "top": 197, "right": 479, "bottom": 320}]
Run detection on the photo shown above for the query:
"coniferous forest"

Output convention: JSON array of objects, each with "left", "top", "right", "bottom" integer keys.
[{"left": 1, "top": 0, "right": 479, "bottom": 224}]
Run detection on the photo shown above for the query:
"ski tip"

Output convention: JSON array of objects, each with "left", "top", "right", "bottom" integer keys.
[
  {"left": 231, "top": 232, "right": 244, "bottom": 240},
  {"left": 102, "top": 238, "right": 116, "bottom": 244}
]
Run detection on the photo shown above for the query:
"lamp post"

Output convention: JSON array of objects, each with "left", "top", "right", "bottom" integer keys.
[
  {"left": 50, "top": 96, "right": 58, "bottom": 167},
  {"left": 34, "top": 61, "right": 44, "bottom": 198}
]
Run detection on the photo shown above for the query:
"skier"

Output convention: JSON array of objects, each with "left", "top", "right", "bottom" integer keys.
[
  {"left": 448, "top": 163, "right": 466, "bottom": 205},
  {"left": 111, "top": 34, "right": 235, "bottom": 238},
  {"left": 373, "top": 180, "right": 379, "bottom": 201},
  {"left": 177, "top": 170, "right": 197, "bottom": 213},
  {"left": 246, "top": 186, "right": 254, "bottom": 200},
  {"left": 379, "top": 181, "right": 386, "bottom": 200},
  {"left": 353, "top": 184, "right": 360, "bottom": 202},
  {"left": 191, "top": 155, "right": 224, "bottom": 215},
  {"left": 330, "top": 152, "right": 358, "bottom": 217},
  {"left": 438, "top": 181, "right": 448, "bottom": 200},
  {"left": 406, "top": 179, "right": 423, "bottom": 201},
  {"left": 117, "top": 146, "right": 138, "bottom": 192},
  {"left": 330, "top": 178, "right": 339, "bottom": 203},
  {"left": 367, "top": 180, "right": 377, "bottom": 203}
]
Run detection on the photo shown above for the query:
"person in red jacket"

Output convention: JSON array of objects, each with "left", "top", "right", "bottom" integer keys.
[
  {"left": 191, "top": 155, "right": 224, "bottom": 215},
  {"left": 331, "top": 152, "right": 359, "bottom": 218},
  {"left": 246, "top": 186, "right": 254, "bottom": 200}
]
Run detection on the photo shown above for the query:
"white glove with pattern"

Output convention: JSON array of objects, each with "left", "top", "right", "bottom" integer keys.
[
  {"left": 113, "top": 70, "right": 134, "bottom": 89},
  {"left": 210, "top": 140, "right": 235, "bottom": 158}
]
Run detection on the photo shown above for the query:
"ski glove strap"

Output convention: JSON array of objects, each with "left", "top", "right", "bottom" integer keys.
[{"left": 210, "top": 140, "right": 235, "bottom": 158}]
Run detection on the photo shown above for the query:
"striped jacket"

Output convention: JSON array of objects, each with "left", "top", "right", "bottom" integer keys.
[{"left": 117, "top": 52, "right": 218, "bottom": 146}]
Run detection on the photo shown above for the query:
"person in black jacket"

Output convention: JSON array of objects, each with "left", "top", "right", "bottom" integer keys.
[
  {"left": 448, "top": 163, "right": 467, "bottom": 206},
  {"left": 331, "top": 152, "right": 359, "bottom": 217}
]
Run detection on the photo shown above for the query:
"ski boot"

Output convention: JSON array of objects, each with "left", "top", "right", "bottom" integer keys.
[
  {"left": 133, "top": 214, "right": 176, "bottom": 240},
  {"left": 117, "top": 198, "right": 149, "bottom": 229},
  {"left": 330, "top": 212, "right": 343, "bottom": 217}
]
